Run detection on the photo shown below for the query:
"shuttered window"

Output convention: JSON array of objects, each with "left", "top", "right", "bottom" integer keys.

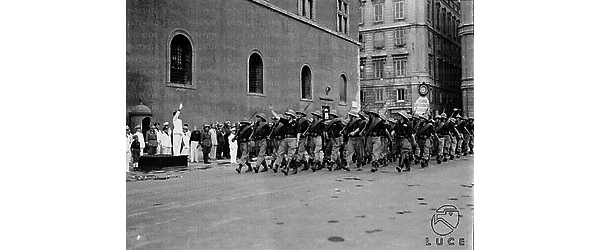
[{"left": 248, "top": 53, "right": 263, "bottom": 94}]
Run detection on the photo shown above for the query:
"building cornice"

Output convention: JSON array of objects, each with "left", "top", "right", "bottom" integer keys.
[
  {"left": 360, "top": 23, "right": 461, "bottom": 47},
  {"left": 246, "top": 0, "right": 360, "bottom": 46}
]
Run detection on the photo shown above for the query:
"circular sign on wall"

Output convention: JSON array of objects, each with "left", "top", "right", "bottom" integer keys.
[{"left": 419, "top": 83, "right": 429, "bottom": 96}]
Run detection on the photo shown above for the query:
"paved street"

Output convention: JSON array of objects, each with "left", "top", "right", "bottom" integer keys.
[{"left": 126, "top": 156, "right": 474, "bottom": 250}]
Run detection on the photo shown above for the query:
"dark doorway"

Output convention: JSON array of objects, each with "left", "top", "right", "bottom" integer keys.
[{"left": 142, "top": 117, "right": 151, "bottom": 153}]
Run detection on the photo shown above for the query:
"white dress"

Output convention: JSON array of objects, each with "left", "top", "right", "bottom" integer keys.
[{"left": 228, "top": 133, "right": 237, "bottom": 164}]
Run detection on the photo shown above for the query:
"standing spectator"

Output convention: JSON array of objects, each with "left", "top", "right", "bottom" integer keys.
[
  {"left": 223, "top": 121, "right": 232, "bottom": 160},
  {"left": 216, "top": 123, "right": 225, "bottom": 160},
  {"left": 160, "top": 122, "right": 172, "bottom": 155},
  {"left": 228, "top": 127, "right": 238, "bottom": 164},
  {"left": 200, "top": 124, "right": 212, "bottom": 164},
  {"left": 209, "top": 123, "right": 218, "bottom": 161},
  {"left": 153, "top": 122, "right": 162, "bottom": 153},
  {"left": 172, "top": 103, "right": 183, "bottom": 156},
  {"left": 190, "top": 126, "right": 201, "bottom": 163},
  {"left": 146, "top": 123, "right": 159, "bottom": 155},
  {"left": 131, "top": 134, "right": 141, "bottom": 170},
  {"left": 126, "top": 126, "right": 132, "bottom": 172},
  {"left": 133, "top": 125, "right": 145, "bottom": 155},
  {"left": 182, "top": 124, "right": 191, "bottom": 158}
]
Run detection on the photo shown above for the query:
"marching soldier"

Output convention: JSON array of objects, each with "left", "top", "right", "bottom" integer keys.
[
  {"left": 234, "top": 120, "right": 254, "bottom": 173},
  {"left": 295, "top": 110, "right": 311, "bottom": 172},
  {"left": 268, "top": 116, "right": 286, "bottom": 172},
  {"left": 307, "top": 111, "right": 325, "bottom": 172},
  {"left": 438, "top": 112, "right": 451, "bottom": 162},
  {"left": 447, "top": 117, "right": 462, "bottom": 160},
  {"left": 250, "top": 113, "right": 271, "bottom": 173},
  {"left": 382, "top": 117, "right": 395, "bottom": 166},
  {"left": 363, "top": 110, "right": 392, "bottom": 172},
  {"left": 466, "top": 116, "right": 474, "bottom": 154},
  {"left": 410, "top": 113, "right": 421, "bottom": 164},
  {"left": 416, "top": 115, "right": 435, "bottom": 168},
  {"left": 344, "top": 110, "right": 366, "bottom": 171},
  {"left": 324, "top": 110, "right": 349, "bottom": 171},
  {"left": 433, "top": 113, "right": 447, "bottom": 164},
  {"left": 394, "top": 112, "right": 413, "bottom": 172},
  {"left": 269, "top": 107, "right": 298, "bottom": 176}
]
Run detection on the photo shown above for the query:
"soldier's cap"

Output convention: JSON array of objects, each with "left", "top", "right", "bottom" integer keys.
[
  {"left": 455, "top": 114, "right": 462, "bottom": 119},
  {"left": 440, "top": 113, "right": 447, "bottom": 119},
  {"left": 284, "top": 109, "right": 297, "bottom": 118},
  {"left": 295, "top": 110, "right": 307, "bottom": 117},
  {"left": 329, "top": 109, "right": 339, "bottom": 118},
  {"left": 203, "top": 124, "right": 210, "bottom": 129},
  {"left": 126, "top": 125, "right": 130, "bottom": 130},
  {"left": 434, "top": 114, "right": 442, "bottom": 119},
  {"left": 183, "top": 123, "right": 189, "bottom": 127},
  {"left": 239, "top": 119, "right": 252, "bottom": 125},
  {"left": 418, "top": 114, "right": 427, "bottom": 120},
  {"left": 163, "top": 122, "right": 169, "bottom": 126},
  {"left": 310, "top": 111, "right": 322, "bottom": 117},
  {"left": 256, "top": 113, "right": 267, "bottom": 121},
  {"left": 348, "top": 110, "right": 359, "bottom": 117},
  {"left": 134, "top": 125, "right": 141, "bottom": 129}
]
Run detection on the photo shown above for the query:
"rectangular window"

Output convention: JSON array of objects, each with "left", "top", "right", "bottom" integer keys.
[
  {"left": 359, "top": 34, "right": 365, "bottom": 51},
  {"left": 360, "top": 90, "right": 365, "bottom": 103},
  {"left": 337, "top": 0, "right": 349, "bottom": 34},
  {"left": 374, "top": 3, "right": 383, "bottom": 23},
  {"left": 375, "top": 88, "right": 384, "bottom": 102},
  {"left": 394, "top": 29, "right": 405, "bottom": 47},
  {"left": 394, "top": 0, "right": 404, "bottom": 20},
  {"left": 397, "top": 89, "right": 405, "bottom": 101},
  {"left": 359, "top": 7, "right": 364, "bottom": 24},
  {"left": 360, "top": 58, "right": 366, "bottom": 79},
  {"left": 393, "top": 57, "right": 407, "bottom": 77},
  {"left": 428, "top": 56, "right": 434, "bottom": 76},
  {"left": 373, "top": 31, "right": 385, "bottom": 49},
  {"left": 372, "top": 57, "right": 385, "bottom": 79},
  {"left": 427, "top": 0, "right": 431, "bottom": 23}
]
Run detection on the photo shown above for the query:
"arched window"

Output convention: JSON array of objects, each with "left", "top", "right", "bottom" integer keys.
[
  {"left": 248, "top": 53, "right": 263, "bottom": 94},
  {"left": 169, "top": 34, "right": 192, "bottom": 84},
  {"left": 301, "top": 65, "right": 312, "bottom": 99},
  {"left": 340, "top": 74, "right": 347, "bottom": 103}
]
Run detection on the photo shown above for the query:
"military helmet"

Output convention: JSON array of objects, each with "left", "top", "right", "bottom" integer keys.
[
  {"left": 295, "top": 110, "right": 307, "bottom": 117},
  {"left": 348, "top": 110, "right": 359, "bottom": 117},
  {"left": 440, "top": 113, "right": 447, "bottom": 119},
  {"left": 284, "top": 109, "right": 297, "bottom": 118},
  {"left": 256, "top": 113, "right": 267, "bottom": 121},
  {"left": 310, "top": 110, "right": 322, "bottom": 117}
]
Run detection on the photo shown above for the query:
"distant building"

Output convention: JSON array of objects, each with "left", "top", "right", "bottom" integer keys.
[
  {"left": 459, "top": 0, "right": 474, "bottom": 117},
  {"left": 358, "top": 0, "right": 462, "bottom": 118},
  {"left": 127, "top": 0, "right": 360, "bottom": 133}
]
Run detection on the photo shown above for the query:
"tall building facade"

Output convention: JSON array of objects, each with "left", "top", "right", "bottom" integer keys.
[
  {"left": 127, "top": 0, "right": 360, "bottom": 133},
  {"left": 359, "top": 0, "right": 461, "bottom": 117},
  {"left": 459, "top": 0, "right": 473, "bottom": 117}
]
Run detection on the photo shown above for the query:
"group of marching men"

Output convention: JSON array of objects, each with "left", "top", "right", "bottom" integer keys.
[{"left": 232, "top": 105, "right": 474, "bottom": 176}]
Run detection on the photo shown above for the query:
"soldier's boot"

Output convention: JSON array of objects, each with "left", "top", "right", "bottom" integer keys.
[
  {"left": 450, "top": 154, "right": 454, "bottom": 160},
  {"left": 273, "top": 164, "right": 279, "bottom": 173},
  {"left": 436, "top": 156, "right": 442, "bottom": 164},
  {"left": 326, "top": 161, "right": 333, "bottom": 171},
  {"left": 356, "top": 162, "right": 362, "bottom": 171},
  {"left": 340, "top": 161, "right": 350, "bottom": 171},
  {"left": 281, "top": 163, "right": 289, "bottom": 176},
  {"left": 245, "top": 162, "right": 253, "bottom": 172},
  {"left": 405, "top": 158, "right": 411, "bottom": 172},
  {"left": 235, "top": 164, "right": 243, "bottom": 174},
  {"left": 300, "top": 160, "right": 310, "bottom": 171},
  {"left": 260, "top": 161, "right": 269, "bottom": 172},
  {"left": 443, "top": 155, "right": 448, "bottom": 162},
  {"left": 370, "top": 161, "right": 379, "bottom": 172},
  {"left": 290, "top": 160, "right": 299, "bottom": 175}
]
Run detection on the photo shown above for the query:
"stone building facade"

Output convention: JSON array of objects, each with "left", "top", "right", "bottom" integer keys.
[
  {"left": 359, "top": 0, "right": 462, "bottom": 117},
  {"left": 459, "top": 0, "right": 474, "bottom": 117},
  {"left": 126, "top": 0, "right": 360, "bottom": 132}
]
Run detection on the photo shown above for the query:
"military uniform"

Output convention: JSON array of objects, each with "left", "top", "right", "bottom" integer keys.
[
  {"left": 234, "top": 120, "right": 254, "bottom": 173},
  {"left": 324, "top": 110, "right": 348, "bottom": 171},
  {"left": 307, "top": 111, "right": 325, "bottom": 171},
  {"left": 344, "top": 111, "right": 366, "bottom": 171},
  {"left": 251, "top": 113, "right": 271, "bottom": 173},
  {"left": 272, "top": 109, "right": 298, "bottom": 176},
  {"left": 394, "top": 112, "right": 413, "bottom": 172},
  {"left": 363, "top": 111, "right": 392, "bottom": 172},
  {"left": 466, "top": 117, "right": 474, "bottom": 154},
  {"left": 416, "top": 115, "right": 435, "bottom": 168},
  {"left": 269, "top": 117, "right": 286, "bottom": 172},
  {"left": 295, "top": 110, "right": 311, "bottom": 171}
]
